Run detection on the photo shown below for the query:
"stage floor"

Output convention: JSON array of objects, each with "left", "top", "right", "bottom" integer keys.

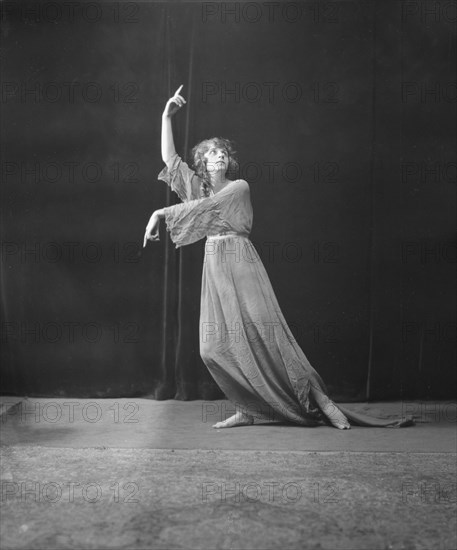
[
  {"left": 1, "top": 398, "right": 456, "bottom": 550},
  {"left": 1, "top": 397, "right": 455, "bottom": 452}
]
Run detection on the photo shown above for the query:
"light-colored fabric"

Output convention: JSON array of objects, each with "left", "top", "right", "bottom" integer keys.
[
  {"left": 163, "top": 197, "right": 231, "bottom": 248},
  {"left": 162, "top": 179, "right": 253, "bottom": 249},
  {"left": 200, "top": 233, "right": 327, "bottom": 425},
  {"left": 158, "top": 157, "right": 414, "bottom": 427},
  {"left": 158, "top": 153, "right": 202, "bottom": 202}
]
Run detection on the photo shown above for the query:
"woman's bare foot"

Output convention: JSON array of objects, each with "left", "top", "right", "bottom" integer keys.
[
  {"left": 320, "top": 401, "right": 351, "bottom": 429},
  {"left": 212, "top": 412, "right": 254, "bottom": 429},
  {"left": 311, "top": 386, "right": 351, "bottom": 430}
]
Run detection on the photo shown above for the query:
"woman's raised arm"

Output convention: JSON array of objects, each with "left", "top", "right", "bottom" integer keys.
[{"left": 161, "top": 84, "right": 186, "bottom": 165}]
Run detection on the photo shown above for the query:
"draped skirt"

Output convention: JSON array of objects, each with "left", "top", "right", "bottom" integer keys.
[{"left": 198, "top": 233, "right": 414, "bottom": 428}]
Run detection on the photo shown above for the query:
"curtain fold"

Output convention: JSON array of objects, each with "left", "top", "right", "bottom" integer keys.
[{"left": 154, "top": 6, "right": 224, "bottom": 401}]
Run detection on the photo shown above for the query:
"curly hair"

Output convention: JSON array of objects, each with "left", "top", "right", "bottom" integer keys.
[{"left": 191, "top": 137, "right": 239, "bottom": 198}]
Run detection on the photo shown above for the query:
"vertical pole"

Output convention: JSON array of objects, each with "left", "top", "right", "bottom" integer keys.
[{"left": 366, "top": 2, "right": 378, "bottom": 401}]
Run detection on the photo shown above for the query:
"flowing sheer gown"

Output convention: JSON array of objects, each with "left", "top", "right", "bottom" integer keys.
[{"left": 158, "top": 154, "right": 414, "bottom": 428}]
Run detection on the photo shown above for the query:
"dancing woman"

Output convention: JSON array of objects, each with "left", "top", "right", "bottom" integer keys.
[{"left": 144, "top": 86, "right": 413, "bottom": 430}]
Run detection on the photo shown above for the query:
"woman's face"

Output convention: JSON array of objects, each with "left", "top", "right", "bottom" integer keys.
[{"left": 203, "top": 145, "right": 228, "bottom": 174}]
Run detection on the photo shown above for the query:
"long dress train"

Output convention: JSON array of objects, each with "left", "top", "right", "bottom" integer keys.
[{"left": 158, "top": 154, "right": 414, "bottom": 428}]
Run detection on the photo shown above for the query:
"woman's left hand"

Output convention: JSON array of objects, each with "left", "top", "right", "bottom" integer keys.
[{"left": 143, "top": 212, "right": 161, "bottom": 247}]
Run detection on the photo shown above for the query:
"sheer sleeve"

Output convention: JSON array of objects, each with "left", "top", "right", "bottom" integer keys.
[
  {"left": 163, "top": 197, "right": 231, "bottom": 248},
  {"left": 157, "top": 153, "right": 201, "bottom": 202}
]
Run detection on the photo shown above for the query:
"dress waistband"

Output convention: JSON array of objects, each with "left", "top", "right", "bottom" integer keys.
[{"left": 206, "top": 231, "right": 250, "bottom": 240}]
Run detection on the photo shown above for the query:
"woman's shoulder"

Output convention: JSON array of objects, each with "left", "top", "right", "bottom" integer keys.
[{"left": 231, "top": 178, "right": 249, "bottom": 191}]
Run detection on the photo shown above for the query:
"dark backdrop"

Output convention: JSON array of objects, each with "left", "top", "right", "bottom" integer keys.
[{"left": 1, "top": 1, "right": 456, "bottom": 400}]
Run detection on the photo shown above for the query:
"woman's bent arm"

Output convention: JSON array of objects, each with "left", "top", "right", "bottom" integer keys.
[
  {"left": 161, "top": 85, "right": 186, "bottom": 165},
  {"left": 161, "top": 114, "right": 176, "bottom": 165}
]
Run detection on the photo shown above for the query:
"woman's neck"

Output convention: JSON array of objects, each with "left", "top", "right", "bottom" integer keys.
[
  {"left": 209, "top": 171, "right": 226, "bottom": 185},
  {"left": 209, "top": 172, "right": 230, "bottom": 191}
]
